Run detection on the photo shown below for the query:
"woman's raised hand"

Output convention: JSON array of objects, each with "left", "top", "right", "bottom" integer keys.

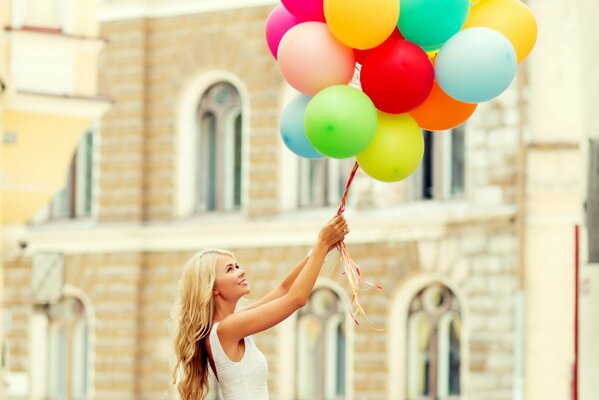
[{"left": 317, "top": 215, "right": 349, "bottom": 250}]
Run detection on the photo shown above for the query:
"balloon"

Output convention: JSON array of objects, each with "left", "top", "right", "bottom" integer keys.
[
  {"left": 463, "top": 0, "right": 537, "bottom": 63},
  {"left": 398, "top": 0, "right": 470, "bottom": 52},
  {"left": 278, "top": 22, "right": 355, "bottom": 96},
  {"left": 435, "top": 27, "right": 517, "bottom": 103},
  {"left": 357, "top": 112, "right": 424, "bottom": 182},
  {"left": 409, "top": 81, "right": 477, "bottom": 131},
  {"left": 265, "top": 5, "right": 301, "bottom": 60},
  {"left": 280, "top": 95, "right": 325, "bottom": 159},
  {"left": 282, "top": 0, "right": 325, "bottom": 22},
  {"left": 304, "top": 85, "right": 378, "bottom": 159},
  {"left": 324, "top": 0, "right": 400, "bottom": 50},
  {"left": 354, "top": 29, "right": 404, "bottom": 65},
  {"left": 360, "top": 39, "right": 434, "bottom": 114}
]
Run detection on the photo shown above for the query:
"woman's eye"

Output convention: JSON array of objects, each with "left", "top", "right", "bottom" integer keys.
[{"left": 235, "top": 265, "right": 240, "bottom": 269}]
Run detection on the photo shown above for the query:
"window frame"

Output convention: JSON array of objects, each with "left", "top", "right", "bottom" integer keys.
[
  {"left": 388, "top": 275, "right": 468, "bottom": 400},
  {"left": 29, "top": 286, "right": 95, "bottom": 400},
  {"left": 195, "top": 81, "right": 244, "bottom": 214},
  {"left": 50, "top": 127, "right": 97, "bottom": 221},
  {"left": 410, "top": 126, "right": 466, "bottom": 201},
  {"left": 277, "top": 279, "right": 354, "bottom": 400}
]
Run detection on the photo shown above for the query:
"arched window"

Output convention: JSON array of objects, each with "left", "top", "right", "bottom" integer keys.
[
  {"left": 42, "top": 296, "right": 89, "bottom": 400},
  {"left": 296, "top": 288, "right": 346, "bottom": 400},
  {"left": 407, "top": 284, "right": 461, "bottom": 400},
  {"left": 196, "top": 82, "right": 243, "bottom": 213}
]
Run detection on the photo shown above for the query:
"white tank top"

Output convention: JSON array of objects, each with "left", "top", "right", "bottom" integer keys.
[{"left": 209, "top": 321, "right": 269, "bottom": 400}]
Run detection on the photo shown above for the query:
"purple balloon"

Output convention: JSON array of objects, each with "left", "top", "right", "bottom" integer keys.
[
  {"left": 265, "top": 5, "right": 301, "bottom": 59},
  {"left": 282, "top": 0, "right": 325, "bottom": 22}
]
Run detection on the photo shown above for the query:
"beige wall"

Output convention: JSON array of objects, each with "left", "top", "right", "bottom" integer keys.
[{"left": 9, "top": 1, "right": 597, "bottom": 400}]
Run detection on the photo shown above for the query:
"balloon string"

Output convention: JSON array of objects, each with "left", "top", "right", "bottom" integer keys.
[{"left": 335, "top": 161, "right": 383, "bottom": 330}]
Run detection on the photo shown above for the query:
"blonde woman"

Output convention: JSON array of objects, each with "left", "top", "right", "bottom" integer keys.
[{"left": 172, "top": 215, "right": 349, "bottom": 400}]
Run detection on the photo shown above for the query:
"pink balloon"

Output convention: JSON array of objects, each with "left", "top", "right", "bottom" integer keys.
[
  {"left": 282, "top": 0, "right": 325, "bottom": 22},
  {"left": 278, "top": 22, "right": 355, "bottom": 96},
  {"left": 265, "top": 5, "right": 301, "bottom": 60}
]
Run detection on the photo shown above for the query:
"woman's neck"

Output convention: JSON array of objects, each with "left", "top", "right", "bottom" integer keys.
[{"left": 212, "top": 298, "right": 237, "bottom": 322}]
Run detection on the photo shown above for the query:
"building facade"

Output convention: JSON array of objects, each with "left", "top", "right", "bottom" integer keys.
[
  {"left": 1, "top": 0, "right": 597, "bottom": 400},
  {"left": 0, "top": 0, "right": 109, "bottom": 397}
]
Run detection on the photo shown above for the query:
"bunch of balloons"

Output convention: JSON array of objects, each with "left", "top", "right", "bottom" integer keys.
[{"left": 267, "top": 0, "right": 537, "bottom": 182}]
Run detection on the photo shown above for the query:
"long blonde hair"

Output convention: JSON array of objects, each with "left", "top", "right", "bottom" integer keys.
[{"left": 172, "top": 248, "right": 233, "bottom": 400}]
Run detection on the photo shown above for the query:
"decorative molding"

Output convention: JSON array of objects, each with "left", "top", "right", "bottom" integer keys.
[
  {"left": 98, "top": 0, "right": 278, "bottom": 22},
  {"left": 278, "top": 278, "right": 355, "bottom": 400},
  {"left": 16, "top": 204, "right": 517, "bottom": 255},
  {"left": 388, "top": 273, "right": 470, "bottom": 400},
  {"left": 174, "top": 69, "right": 251, "bottom": 219},
  {"left": 527, "top": 141, "right": 580, "bottom": 151},
  {"left": 7, "top": 91, "right": 111, "bottom": 118}
]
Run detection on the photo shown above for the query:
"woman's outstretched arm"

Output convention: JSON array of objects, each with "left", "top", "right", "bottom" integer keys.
[
  {"left": 240, "top": 256, "right": 310, "bottom": 312},
  {"left": 219, "top": 215, "right": 348, "bottom": 341}
]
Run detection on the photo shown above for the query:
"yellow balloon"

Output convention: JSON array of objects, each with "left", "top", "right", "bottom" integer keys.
[
  {"left": 324, "top": 0, "right": 399, "bottom": 50},
  {"left": 356, "top": 112, "right": 424, "bottom": 183},
  {"left": 463, "top": 0, "right": 538, "bottom": 63}
]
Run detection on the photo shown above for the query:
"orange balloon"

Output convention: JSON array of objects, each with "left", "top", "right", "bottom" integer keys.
[{"left": 409, "top": 81, "right": 477, "bottom": 131}]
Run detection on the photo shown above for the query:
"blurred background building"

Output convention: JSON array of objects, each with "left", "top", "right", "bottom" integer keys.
[{"left": 0, "top": 0, "right": 597, "bottom": 400}]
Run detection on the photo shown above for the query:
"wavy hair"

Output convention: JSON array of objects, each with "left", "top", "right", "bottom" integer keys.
[{"left": 172, "top": 248, "right": 233, "bottom": 400}]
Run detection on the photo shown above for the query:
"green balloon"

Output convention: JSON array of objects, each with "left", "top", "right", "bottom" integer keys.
[
  {"left": 398, "top": 0, "right": 470, "bottom": 51},
  {"left": 304, "top": 85, "right": 378, "bottom": 159},
  {"left": 356, "top": 112, "right": 424, "bottom": 182}
]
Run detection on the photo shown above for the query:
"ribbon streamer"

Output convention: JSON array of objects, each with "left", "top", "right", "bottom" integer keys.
[{"left": 335, "top": 161, "right": 383, "bottom": 329}]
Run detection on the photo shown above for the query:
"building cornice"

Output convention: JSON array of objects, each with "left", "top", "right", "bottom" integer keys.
[
  {"left": 7, "top": 91, "right": 112, "bottom": 118},
  {"left": 98, "top": 0, "right": 278, "bottom": 22},
  {"left": 9, "top": 203, "right": 518, "bottom": 255}
]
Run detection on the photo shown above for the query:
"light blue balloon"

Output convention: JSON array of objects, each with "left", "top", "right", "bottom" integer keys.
[
  {"left": 435, "top": 27, "right": 518, "bottom": 103},
  {"left": 398, "top": 0, "right": 470, "bottom": 51},
  {"left": 280, "top": 94, "right": 325, "bottom": 159}
]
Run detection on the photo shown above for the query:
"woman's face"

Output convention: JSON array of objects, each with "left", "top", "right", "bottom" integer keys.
[{"left": 213, "top": 254, "right": 250, "bottom": 300}]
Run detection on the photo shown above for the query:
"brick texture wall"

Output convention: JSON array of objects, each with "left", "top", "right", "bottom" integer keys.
[{"left": 2, "top": 5, "right": 523, "bottom": 400}]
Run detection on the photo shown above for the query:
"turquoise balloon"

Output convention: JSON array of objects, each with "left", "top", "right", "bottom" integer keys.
[
  {"left": 435, "top": 27, "right": 517, "bottom": 103},
  {"left": 304, "top": 85, "right": 377, "bottom": 159},
  {"left": 280, "top": 94, "right": 325, "bottom": 159},
  {"left": 398, "top": 0, "right": 470, "bottom": 51}
]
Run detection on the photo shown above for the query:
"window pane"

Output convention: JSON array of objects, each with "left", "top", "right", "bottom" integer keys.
[
  {"left": 448, "top": 318, "right": 461, "bottom": 395},
  {"left": 408, "top": 315, "right": 432, "bottom": 396},
  {"left": 297, "top": 316, "right": 321, "bottom": 399},
  {"left": 233, "top": 113, "right": 242, "bottom": 208},
  {"left": 422, "top": 131, "right": 434, "bottom": 200},
  {"left": 450, "top": 126, "right": 465, "bottom": 196},
  {"left": 196, "top": 82, "right": 242, "bottom": 213},
  {"left": 83, "top": 130, "right": 94, "bottom": 215},
  {"left": 48, "top": 320, "right": 67, "bottom": 399},
  {"left": 335, "top": 320, "right": 346, "bottom": 397},
  {"left": 407, "top": 285, "right": 461, "bottom": 400},
  {"left": 299, "top": 159, "right": 327, "bottom": 207},
  {"left": 198, "top": 113, "right": 217, "bottom": 211},
  {"left": 297, "top": 289, "right": 346, "bottom": 400}
]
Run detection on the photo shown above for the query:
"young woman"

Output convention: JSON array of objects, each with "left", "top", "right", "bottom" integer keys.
[{"left": 172, "top": 215, "right": 349, "bottom": 400}]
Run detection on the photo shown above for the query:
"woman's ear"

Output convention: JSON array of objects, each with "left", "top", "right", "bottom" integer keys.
[{"left": 213, "top": 288, "right": 220, "bottom": 296}]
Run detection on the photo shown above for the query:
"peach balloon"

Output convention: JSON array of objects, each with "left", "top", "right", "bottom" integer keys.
[
  {"left": 277, "top": 22, "right": 355, "bottom": 95},
  {"left": 409, "top": 81, "right": 477, "bottom": 131},
  {"left": 463, "top": 0, "right": 537, "bottom": 63}
]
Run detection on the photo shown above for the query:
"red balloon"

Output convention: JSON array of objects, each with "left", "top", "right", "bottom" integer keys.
[
  {"left": 360, "top": 39, "right": 434, "bottom": 114},
  {"left": 354, "top": 29, "right": 404, "bottom": 65}
]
